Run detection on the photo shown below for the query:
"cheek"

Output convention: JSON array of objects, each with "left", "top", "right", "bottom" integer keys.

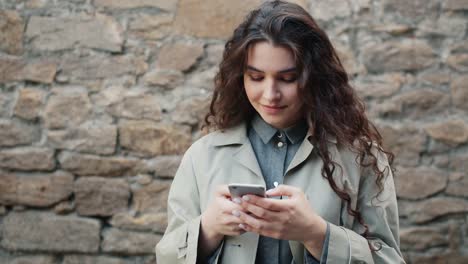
[{"left": 244, "top": 83, "right": 260, "bottom": 102}]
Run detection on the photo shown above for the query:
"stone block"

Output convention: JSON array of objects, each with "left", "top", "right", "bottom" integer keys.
[
  {"left": 395, "top": 167, "right": 447, "bottom": 200},
  {"left": 102, "top": 228, "right": 162, "bottom": 255},
  {"left": 425, "top": 119, "right": 468, "bottom": 146},
  {"left": 13, "top": 88, "right": 46, "bottom": 120},
  {"left": 0, "top": 147, "right": 55, "bottom": 171},
  {"left": 451, "top": 76, "right": 468, "bottom": 110},
  {"left": 0, "top": 119, "right": 40, "bottom": 147},
  {"left": 156, "top": 42, "right": 204, "bottom": 72},
  {"left": 0, "top": 10, "right": 23, "bottom": 55}
]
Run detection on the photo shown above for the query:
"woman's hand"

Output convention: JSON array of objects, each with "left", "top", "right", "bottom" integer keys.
[
  {"left": 198, "top": 185, "right": 246, "bottom": 259},
  {"left": 233, "top": 184, "right": 327, "bottom": 258}
]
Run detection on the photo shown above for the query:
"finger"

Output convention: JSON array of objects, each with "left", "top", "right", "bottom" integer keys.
[
  {"left": 237, "top": 211, "right": 270, "bottom": 233},
  {"left": 219, "top": 198, "right": 247, "bottom": 214},
  {"left": 265, "top": 184, "right": 299, "bottom": 197},
  {"left": 216, "top": 184, "right": 230, "bottom": 197},
  {"left": 241, "top": 200, "right": 277, "bottom": 220},
  {"left": 241, "top": 195, "right": 289, "bottom": 212}
]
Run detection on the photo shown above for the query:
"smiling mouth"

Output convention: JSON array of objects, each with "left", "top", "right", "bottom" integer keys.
[{"left": 262, "top": 104, "right": 286, "bottom": 109}]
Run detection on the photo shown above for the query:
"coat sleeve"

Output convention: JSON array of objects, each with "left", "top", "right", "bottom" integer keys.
[
  {"left": 326, "top": 149, "right": 406, "bottom": 264},
  {"left": 156, "top": 146, "right": 222, "bottom": 264}
]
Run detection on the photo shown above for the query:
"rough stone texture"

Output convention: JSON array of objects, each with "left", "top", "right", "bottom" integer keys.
[
  {"left": 400, "top": 225, "right": 449, "bottom": 250},
  {"left": 106, "top": 94, "right": 162, "bottom": 121},
  {"left": 405, "top": 197, "right": 468, "bottom": 223},
  {"left": 129, "top": 13, "right": 174, "bottom": 40},
  {"left": 156, "top": 42, "right": 204, "bottom": 72},
  {"left": 132, "top": 180, "right": 171, "bottom": 214},
  {"left": 383, "top": 0, "right": 438, "bottom": 20},
  {"left": 418, "top": 15, "right": 467, "bottom": 37},
  {"left": 2, "top": 255, "right": 57, "bottom": 264},
  {"left": 143, "top": 69, "right": 184, "bottom": 89},
  {"left": 395, "top": 167, "right": 447, "bottom": 200},
  {"left": 362, "top": 40, "right": 436, "bottom": 73},
  {"left": 119, "top": 121, "right": 192, "bottom": 157},
  {"left": 0, "top": 171, "right": 73, "bottom": 207},
  {"left": 174, "top": 0, "right": 262, "bottom": 38},
  {"left": 309, "top": 0, "right": 352, "bottom": 21},
  {"left": 58, "top": 151, "right": 142, "bottom": 177},
  {"left": 1, "top": 211, "right": 101, "bottom": 252},
  {"left": 0, "top": 147, "right": 55, "bottom": 171},
  {"left": 102, "top": 228, "right": 162, "bottom": 255},
  {"left": 447, "top": 174, "right": 468, "bottom": 197},
  {"left": 0, "top": 119, "right": 40, "bottom": 147},
  {"left": 95, "top": 0, "right": 178, "bottom": 12},
  {"left": 443, "top": 0, "right": 468, "bottom": 10},
  {"left": 13, "top": 88, "right": 46, "bottom": 120},
  {"left": 447, "top": 53, "right": 468, "bottom": 72},
  {"left": 451, "top": 154, "right": 468, "bottom": 172},
  {"left": 74, "top": 177, "right": 130, "bottom": 216},
  {"left": 354, "top": 73, "right": 404, "bottom": 99},
  {"left": 383, "top": 89, "right": 450, "bottom": 119},
  {"left": 412, "top": 253, "right": 468, "bottom": 264},
  {"left": 425, "top": 119, "right": 468, "bottom": 146},
  {"left": 0, "top": 10, "right": 24, "bottom": 55},
  {"left": 63, "top": 255, "right": 125, "bottom": 264},
  {"left": 43, "top": 87, "right": 92, "bottom": 129},
  {"left": 0, "top": 57, "right": 57, "bottom": 84},
  {"left": 146, "top": 155, "right": 182, "bottom": 178},
  {"left": 47, "top": 122, "right": 117, "bottom": 155},
  {"left": 172, "top": 96, "right": 211, "bottom": 125},
  {"left": 451, "top": 75, "right": 468, "bottom": 110},
  {"left": 110, "top": 212, "right": 167, "bottom": 232},
  {"left": 26, "top": 14, "right": 123, "bottom": 52}
]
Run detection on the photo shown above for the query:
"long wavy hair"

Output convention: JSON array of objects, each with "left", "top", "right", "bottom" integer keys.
[{"left": 203, "top": 0, "right": 394, "bottom": 249}]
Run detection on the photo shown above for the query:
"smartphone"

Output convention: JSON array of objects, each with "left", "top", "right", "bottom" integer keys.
[{"left": 228, "top": 183, "right": 266, "bottom": 198}]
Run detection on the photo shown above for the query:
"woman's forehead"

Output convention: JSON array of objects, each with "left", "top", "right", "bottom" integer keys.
[{"left": 246, "top": 41, "right": 296, "bottom": 73}]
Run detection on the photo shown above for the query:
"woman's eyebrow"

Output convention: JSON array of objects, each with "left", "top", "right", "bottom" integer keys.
[{"left": 246, "top": 65, "right": 297, "bottom": 73}]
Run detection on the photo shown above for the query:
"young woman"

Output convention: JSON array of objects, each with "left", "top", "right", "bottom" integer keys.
[{"left": 156, "top": 1, "right": 405, "bottom": 263}]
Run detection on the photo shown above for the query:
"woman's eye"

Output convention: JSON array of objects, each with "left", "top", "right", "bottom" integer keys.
[
  {"left": 249, "top": 76, "right": 264, "bottom": 81},
  {"left": 281, "top": 77, "right": 297, "bottom": 83}
]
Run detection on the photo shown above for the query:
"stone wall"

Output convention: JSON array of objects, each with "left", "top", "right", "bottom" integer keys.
[{"left": 0, "top": 0, "right": 467, "bottom": 263}]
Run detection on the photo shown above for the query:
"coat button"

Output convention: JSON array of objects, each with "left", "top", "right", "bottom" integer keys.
[{"left": 277, "top": 141, "right": 284, "bottom": 148}]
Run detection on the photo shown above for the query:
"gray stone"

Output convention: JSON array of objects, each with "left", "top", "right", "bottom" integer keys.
[
  {"left": 354, "top": 73, "right": 404, "bottom": 99},
  {"left": 0, "top": 171, "right": 73, "bottom": 207},
  {"left": 384, "top": 0, "right": 438, "bottom": 19},
  {"left": 186, "top": 67, "right": 217, "bottom": 90},
  {"left": 447, "top": 174, "right": 468, "bottom": 197},
  {"left": 13, "top": 88, "right": 46, "bottom": 120},
  {"left": 129, "top": 13, "right": 174, "bottom": 40},
  {"left": 0, "top": 57, "right": 57, "bottom": 84},
  {"left": 47, "top": 122, "right": 117, "bottom": 155},
  {"left": 119, "top": 121, "right": 192, "bottom": 157},
  {"left": 102, "top": 228, "right": 162, "bottom": 255},
  {"left": 174, "top": 0, "right": 262, "bottom": 38},
  {"left": 95, "top": 0, "right": 178, "bottom": 12},
  {"left": 447, "top": 53, "right": 468, "bottom": 72},
  {"left": 0, "top": 119, "right": 40, "bottom": 147},
  {"left": 443, "top": 0, "right": 468, "bottom": 10},
  {"left": 309, "top": 0, "right": 352, "bottom": 21},
  {"left": 405, "top": 197, "right": 468, "bottom": 223},
  {"left": 425, "top": 119, "right": 468, "bottom": 147},
  {"left": 418, "top": 71, "right": 451, "bottom": 86},
  {"left": 58, "top": 151, "right": 142, "bottom": 177},
  {"left": 143, "top": 69, "right": 184, "bottom": 89},
  {"left": 395, "top": 167, "right": 447, "bottom": 200},
  {"left": 400, "top": 225, "right": 449, "bottom": 250},
  {"left": 0, "top": 147, "right": 55, "bottom": 171},
  {"left": 8, "top": 255, "right": 57, "bottom": 264},
  {"left": 451, "top": 76, "right": 468, "bottom": 111},
  {"left": 418, "top": 15, "right": 467, "bottom": 37},
  {"left": 412, "top": 253, "right": 468, "bottom": 264},
  {"left": 362, "top": 40, "right": 435, "bottom": 73},
  {"left": 0, "top": 10, "right": 24, "bottom": 55},
  {"left": 106, "top": 94, "right": 162, "bottom": 121},
  {"left": 335, "top": 43, "right": 365, "bottom": 75},
  {"left": 132, "top": 180, "right": 171, "bottom": 213},
  {"left": 63, "top": 255, "right": 125, "bottom": 264},
  {"left": 109, "top": 211, "right": 167, "bottom": 232},
  {"left": 451, "top": 154, "right": 468, "bottom": 172},
  {"left": 371, "top": 24, "right": 413, "bottom": 35},
  {"left": 26, "top": 14, "right": 123, "bottom": 52},
  {"left": 156, "top": 42, "right": 204, "bottom": 72},
  {"left": 54, "top": 200, "right": 75, "bottom": 215},
  {"left": 1, "top": 211, "right": 100, "bottom": 252},
  {"left": 388, "top": 89, "right": 450, "bottom": 119},
  {"left": 146, "top": 155, "right": 182, "bottom": 178},
  {"left": 74, "top": 177, "right": 130, "bottom": 216},
  {"left": 172, "top": 96, "right": 211, "bottom": 125},
  {"left": 43, "top": 87, "right": 92, "bottom": 129}
]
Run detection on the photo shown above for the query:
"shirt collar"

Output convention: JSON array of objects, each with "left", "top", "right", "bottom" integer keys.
[{"left": 250, "top": 114, "right": 308, "bottom": 144}]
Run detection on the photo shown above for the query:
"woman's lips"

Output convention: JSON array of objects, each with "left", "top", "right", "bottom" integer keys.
[{"left": 261, "top": 104, "right": 286, "bottom": 114}]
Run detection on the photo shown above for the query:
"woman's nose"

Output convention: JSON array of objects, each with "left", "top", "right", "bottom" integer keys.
[{"left": 263, "top": 79, "right": 280, "bottom": 101}]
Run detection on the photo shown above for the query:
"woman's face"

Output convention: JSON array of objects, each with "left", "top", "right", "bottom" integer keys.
[{"left": 244, "top": 41, "right": 304, "bottom": 129}]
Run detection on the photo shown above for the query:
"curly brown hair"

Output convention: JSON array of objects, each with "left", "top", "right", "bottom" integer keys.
[{"left": 204, "top": 0, "right": 394, "bottom": 250}]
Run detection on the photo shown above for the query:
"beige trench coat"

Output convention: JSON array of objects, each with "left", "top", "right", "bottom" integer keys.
[{"left": 155, "top": 123, "right": 405, "bottom": 264}]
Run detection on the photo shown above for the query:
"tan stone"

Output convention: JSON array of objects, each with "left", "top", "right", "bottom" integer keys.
[
  {"left": 132, "top": 180, "right": 171, "bottom": 213},
  {"left": 13, "top": 88, "right": 46, "bottom": 120},
  {"left": 405, "top": 197, "right": 468, "bottom": 223},
  {"left": 102, "top": 228, "right": 162, "bottom": 255},
  {"left": 186, "top": 67, "right": 217, "bottom": 90},
  {"left": 0, "top": 10, "right": 23, "bottom": 55},
  {"left": 1, "top": 211, "right": 100, "bottom": 252},
  {"left": 418, "top": 71, "right": 451, "bottom": 86},
  {"left": 25, "top": 0, "right": 48, "bottom": 9},
  {"left": 390, "top": 89, "right": 450, "bottom": 119},
  {"left": 362, "top": 40, "right": 436, "bottom": 72},
  {"left": 0, "top": 147, "right": 55, "bottom": 171},
  {"left": 335, "top": 43, "right": 365, "bottom": 75},
  {"left": 451, "top": 154, "right": 468, "bottom": 172},
  {"left": 119, "top": 121, "right": 192, "bottom": 157},
  {"left": 157, "top": 42, "right": 204, "bottom": 72},
  {"left": 413, "top": 253, "right": 468, "bottom": 264},
  {"left": 0, "top": 119, "right": 40, "bottom": 147},
  {"left": 452, "top": 76, "right": 468, "bottom": 110},
  {"left": 75, "top": 177, "right": 130, "bottom": 216},
  {"left": 6, "top": 255, "right": 57, "bottom": 264},
  {"left": 43, "top": 87, "right": 92, "bottom": 129},
  {"left": 371, "top": 24, "right": 412, "bottom": 35},
  {"left": 400, "top": 225, "right": 449, "bottom": 250},
  {"left": 143, "top": 69, "right": 184, "bottom": 89},
  {"left": 0, "top": 57, "right": 57, "bottom": 84},
  {"left": 0, "top": 171, "right": 73, "bottom": 207},
  {"left": 47, "top": 122, "right": 117, "bottom": 155},
  {"left": 26, "top": 14, "right": 123, "bottom": 52},
  {"left": 418, "top": 15, "right": 467, "bottom": 37},
  {"left": 54, "top": 200, "right": 75, "bottom": 215},
  {"left": 59, "top": 54, "right": 148, "bottom": 81},
  {"left": 425, "top": 119, "right": 468, "bottom": 146},
  {"left": 109, "top": 212, "right": 167, "bottom": 232},
  {"left": 58, "top": 151, "right": 141, "bottom": 177},
  {"left": 95, "top": 0, "right": 177, "bottom": 12},
  {"left": 172, "top": 96, "right": 211, "bottom": 125},
  {"left": 129, "top": 13, "right": 174, "bottom": 40},
  {"left": 443, "top": 0, "right": 468, "bottom": 10},
  {"left": 447, "top": 53, "right": 468, "bottom": 72},
  {"left": 106, "top": 94, "right": 162, "bottom": 121},
  {"left": 383, "top": 0, "right": 438, "bottom": 19},
  {"left": 174, "top": 0, "right": 262, "bottom": 38},
  {"left": 146, "top": 155, "right": 182, "bottom": 178},
  {"left": 63, "top": 255, "right": 125, "bottom": 264},
  {"left": 354, "top": 73, "right": 403, "bottom": 98},
  {"left": 447, "top": 174, "right": 468, "bottom": 197},
  {"left": 309, "top": 0, "right": 352, "bottom": 21},
  {"left": 395, "top": 167, "right": 447, "bottom": 200},
  {"left": 377, "top": 124, "right": 426, "bottom": 167}
]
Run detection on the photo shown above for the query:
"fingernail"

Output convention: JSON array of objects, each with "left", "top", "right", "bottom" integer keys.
[
  {"left": 233, "top": 198, "right": 241, "bottom": 204},
  {"left": 265, "top": 189, "right": 273, "bottom": 195},
  {"left": 232, "top": 210, "right": 240, "bottom": 217},
  {"left": 239, "top": 223, "right": 246, "bottom": 229},
  {"left": 242, "top": 195, "right": 250, "bottom": 201}
]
